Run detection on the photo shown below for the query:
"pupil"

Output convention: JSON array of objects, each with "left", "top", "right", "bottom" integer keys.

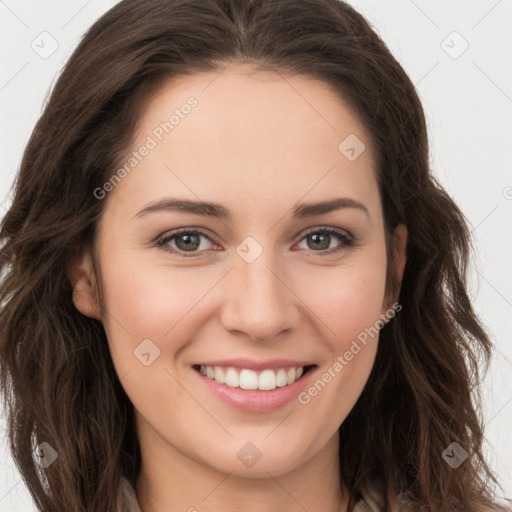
[
  {"left": 310, "top": 233, "right": 329, "bottom": 250},
  {"left": 178, "top": 234, "right": 199, "bottom": 251}
]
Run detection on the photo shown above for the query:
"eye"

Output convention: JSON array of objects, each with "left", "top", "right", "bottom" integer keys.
[
  {"left": 156, "top": 228, "right": 217, "bottom": 257},
  {"left": 156, "top": 226, "right": 354, "bottom": 257},
  {"left": 293, "top": 227, "right": 353, "bottom": 255}
]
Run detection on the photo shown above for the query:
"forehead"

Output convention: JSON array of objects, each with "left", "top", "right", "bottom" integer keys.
[
  {"left": 137, "top": 63, "right": 372, "bottom": 159},
  {"left": 109, "top": 63, "right": 380, "bottom": 222}
]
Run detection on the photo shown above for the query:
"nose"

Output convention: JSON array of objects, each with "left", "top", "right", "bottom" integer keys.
[{"left": 219, "top": 249, "right": 301, "bottom": 343}]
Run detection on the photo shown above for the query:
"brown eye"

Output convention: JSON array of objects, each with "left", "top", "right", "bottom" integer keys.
[
  {"left": 174, "top": 232, "right": 202, "bottom": 252},
  {"left": 295, "top": 228, "right": 353, "bottom": 254},
  {"left": 157, "top": 229, "right": 215, "bottom": 257}
]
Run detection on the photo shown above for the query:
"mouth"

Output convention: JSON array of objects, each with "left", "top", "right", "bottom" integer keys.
[{"left": 192, "top": 363, "right": 316, "bottom": 391}]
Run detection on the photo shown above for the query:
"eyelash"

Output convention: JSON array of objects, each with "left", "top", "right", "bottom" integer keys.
[{"left": 155, "top": 226, "right": 354, "bottom": 258}]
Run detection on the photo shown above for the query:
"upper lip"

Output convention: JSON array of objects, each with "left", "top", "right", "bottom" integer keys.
[{"left": 194, "top": 359, "right": 315, "bottom": 371}]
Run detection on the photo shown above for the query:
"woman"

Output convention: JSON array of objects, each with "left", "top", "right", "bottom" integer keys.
[{"left": 0, "top": 0, "right": 509, "bottom": 511}]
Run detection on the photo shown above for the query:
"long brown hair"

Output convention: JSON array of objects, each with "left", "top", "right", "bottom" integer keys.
[{"left": 0, "top": 0, "right": 508, "bottom": 510}]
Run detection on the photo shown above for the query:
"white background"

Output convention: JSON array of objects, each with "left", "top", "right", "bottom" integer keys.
[{"left": 0, "top": 0, "right": 511, "bottom": 509}]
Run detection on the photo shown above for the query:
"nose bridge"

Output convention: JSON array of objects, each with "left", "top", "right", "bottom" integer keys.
[{"left": 220, "top": 239, "right": 299, "bottom": 340}]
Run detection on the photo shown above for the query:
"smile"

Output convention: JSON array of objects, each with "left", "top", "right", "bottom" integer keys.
[
  {"left": 192, "top": 361, "right": 317, "bottom": 412},
  {"left": 197, "top": 365, "right": 309, "bottom": 391}
]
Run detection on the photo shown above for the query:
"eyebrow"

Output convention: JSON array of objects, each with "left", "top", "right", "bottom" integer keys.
[{"left": 135, "top": 196, "right": 370, "bottom": 220}]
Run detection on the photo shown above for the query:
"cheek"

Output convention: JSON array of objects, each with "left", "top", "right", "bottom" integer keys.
[
  {"left": 296, "top": 263, "right": 385, "bottom": 436},
  {"left": 306, "top": 256, "right": 388, "bottom": 348},
  {"left": 97, "top": 246, "right": 245, "bottom": 395},
  {"left": 95, "top": 244, "right": 205, "bottom": 367},
  {"left": 296, "top": 248, "right": 387, "bottom": 410},
  {"left": 97, "top": 259, "right": 207, "bottom": 418}
]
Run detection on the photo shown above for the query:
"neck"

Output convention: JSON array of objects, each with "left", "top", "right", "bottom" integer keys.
[{"left": 134, "top": 423, "right": 348, "bottom": 512}]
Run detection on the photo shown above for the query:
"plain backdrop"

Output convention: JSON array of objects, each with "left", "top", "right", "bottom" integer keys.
[{"left": 0, "top": 0, "right": 511, "bottom": 509}]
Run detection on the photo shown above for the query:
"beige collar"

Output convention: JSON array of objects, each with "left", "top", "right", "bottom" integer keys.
[{"left": 117, "top": 474, "right": 412, "bottom": 512}]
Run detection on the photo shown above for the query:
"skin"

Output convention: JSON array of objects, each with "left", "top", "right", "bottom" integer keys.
[{"left": 69, "top": 63, "right": 407, "bottom": 512}]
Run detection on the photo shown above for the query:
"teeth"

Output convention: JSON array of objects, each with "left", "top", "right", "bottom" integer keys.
[
  {"left": 199, "top": 365, "right": 306, "bottom": 390},
  {"left": 286, "top": 367, "right": 296, "bottom": 385},
  {"left": 225, "top": 367, "right": 239, "bottom": 387},
  {"left": 276, "top": 368, "right": 288, "bottom": 387},
  {"left": 240, "top": 369, "right": 258, "bottom": 390},
  {"left": 258, "top": 369, "right": 276, "bottom": 390},
  {"left": 214, "top": 366, "right": 226, "bottom": 384}
]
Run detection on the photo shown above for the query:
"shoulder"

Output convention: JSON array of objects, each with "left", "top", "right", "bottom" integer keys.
[
  {"left": 117, "top": 475, "right": 419, "bottom": 512},
  {"left": 117, "top": 474, "right": 511, "bottom": 512},
  {"left": 355, "top": 480, "right": 512, "bottom": 512},
  {"left": 354, "top": 479, "right": 418, "bottom": 512}
]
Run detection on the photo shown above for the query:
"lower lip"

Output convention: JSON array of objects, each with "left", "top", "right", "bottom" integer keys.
[{"left": 195, "top": 367, "right": 316, "bottom": 412}]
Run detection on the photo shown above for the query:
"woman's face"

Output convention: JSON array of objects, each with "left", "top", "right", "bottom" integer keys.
[{"left": 73, "top": 63, "right": 405, "bottom": 479}]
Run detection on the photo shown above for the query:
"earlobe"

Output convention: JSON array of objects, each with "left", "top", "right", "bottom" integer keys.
[{"left": 67, "top": 249, "right": 102, "bottom": 321}]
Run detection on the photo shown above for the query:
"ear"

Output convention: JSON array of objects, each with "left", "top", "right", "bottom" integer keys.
[
  {"left": 381, "top": 223, "right": 407, "bottom": 316},
  {"left": 67, "top": 247, "right": 102, "bottom": 321},
  {"left": 392, "top": 223, "right": 407, "bottom": 286}
]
